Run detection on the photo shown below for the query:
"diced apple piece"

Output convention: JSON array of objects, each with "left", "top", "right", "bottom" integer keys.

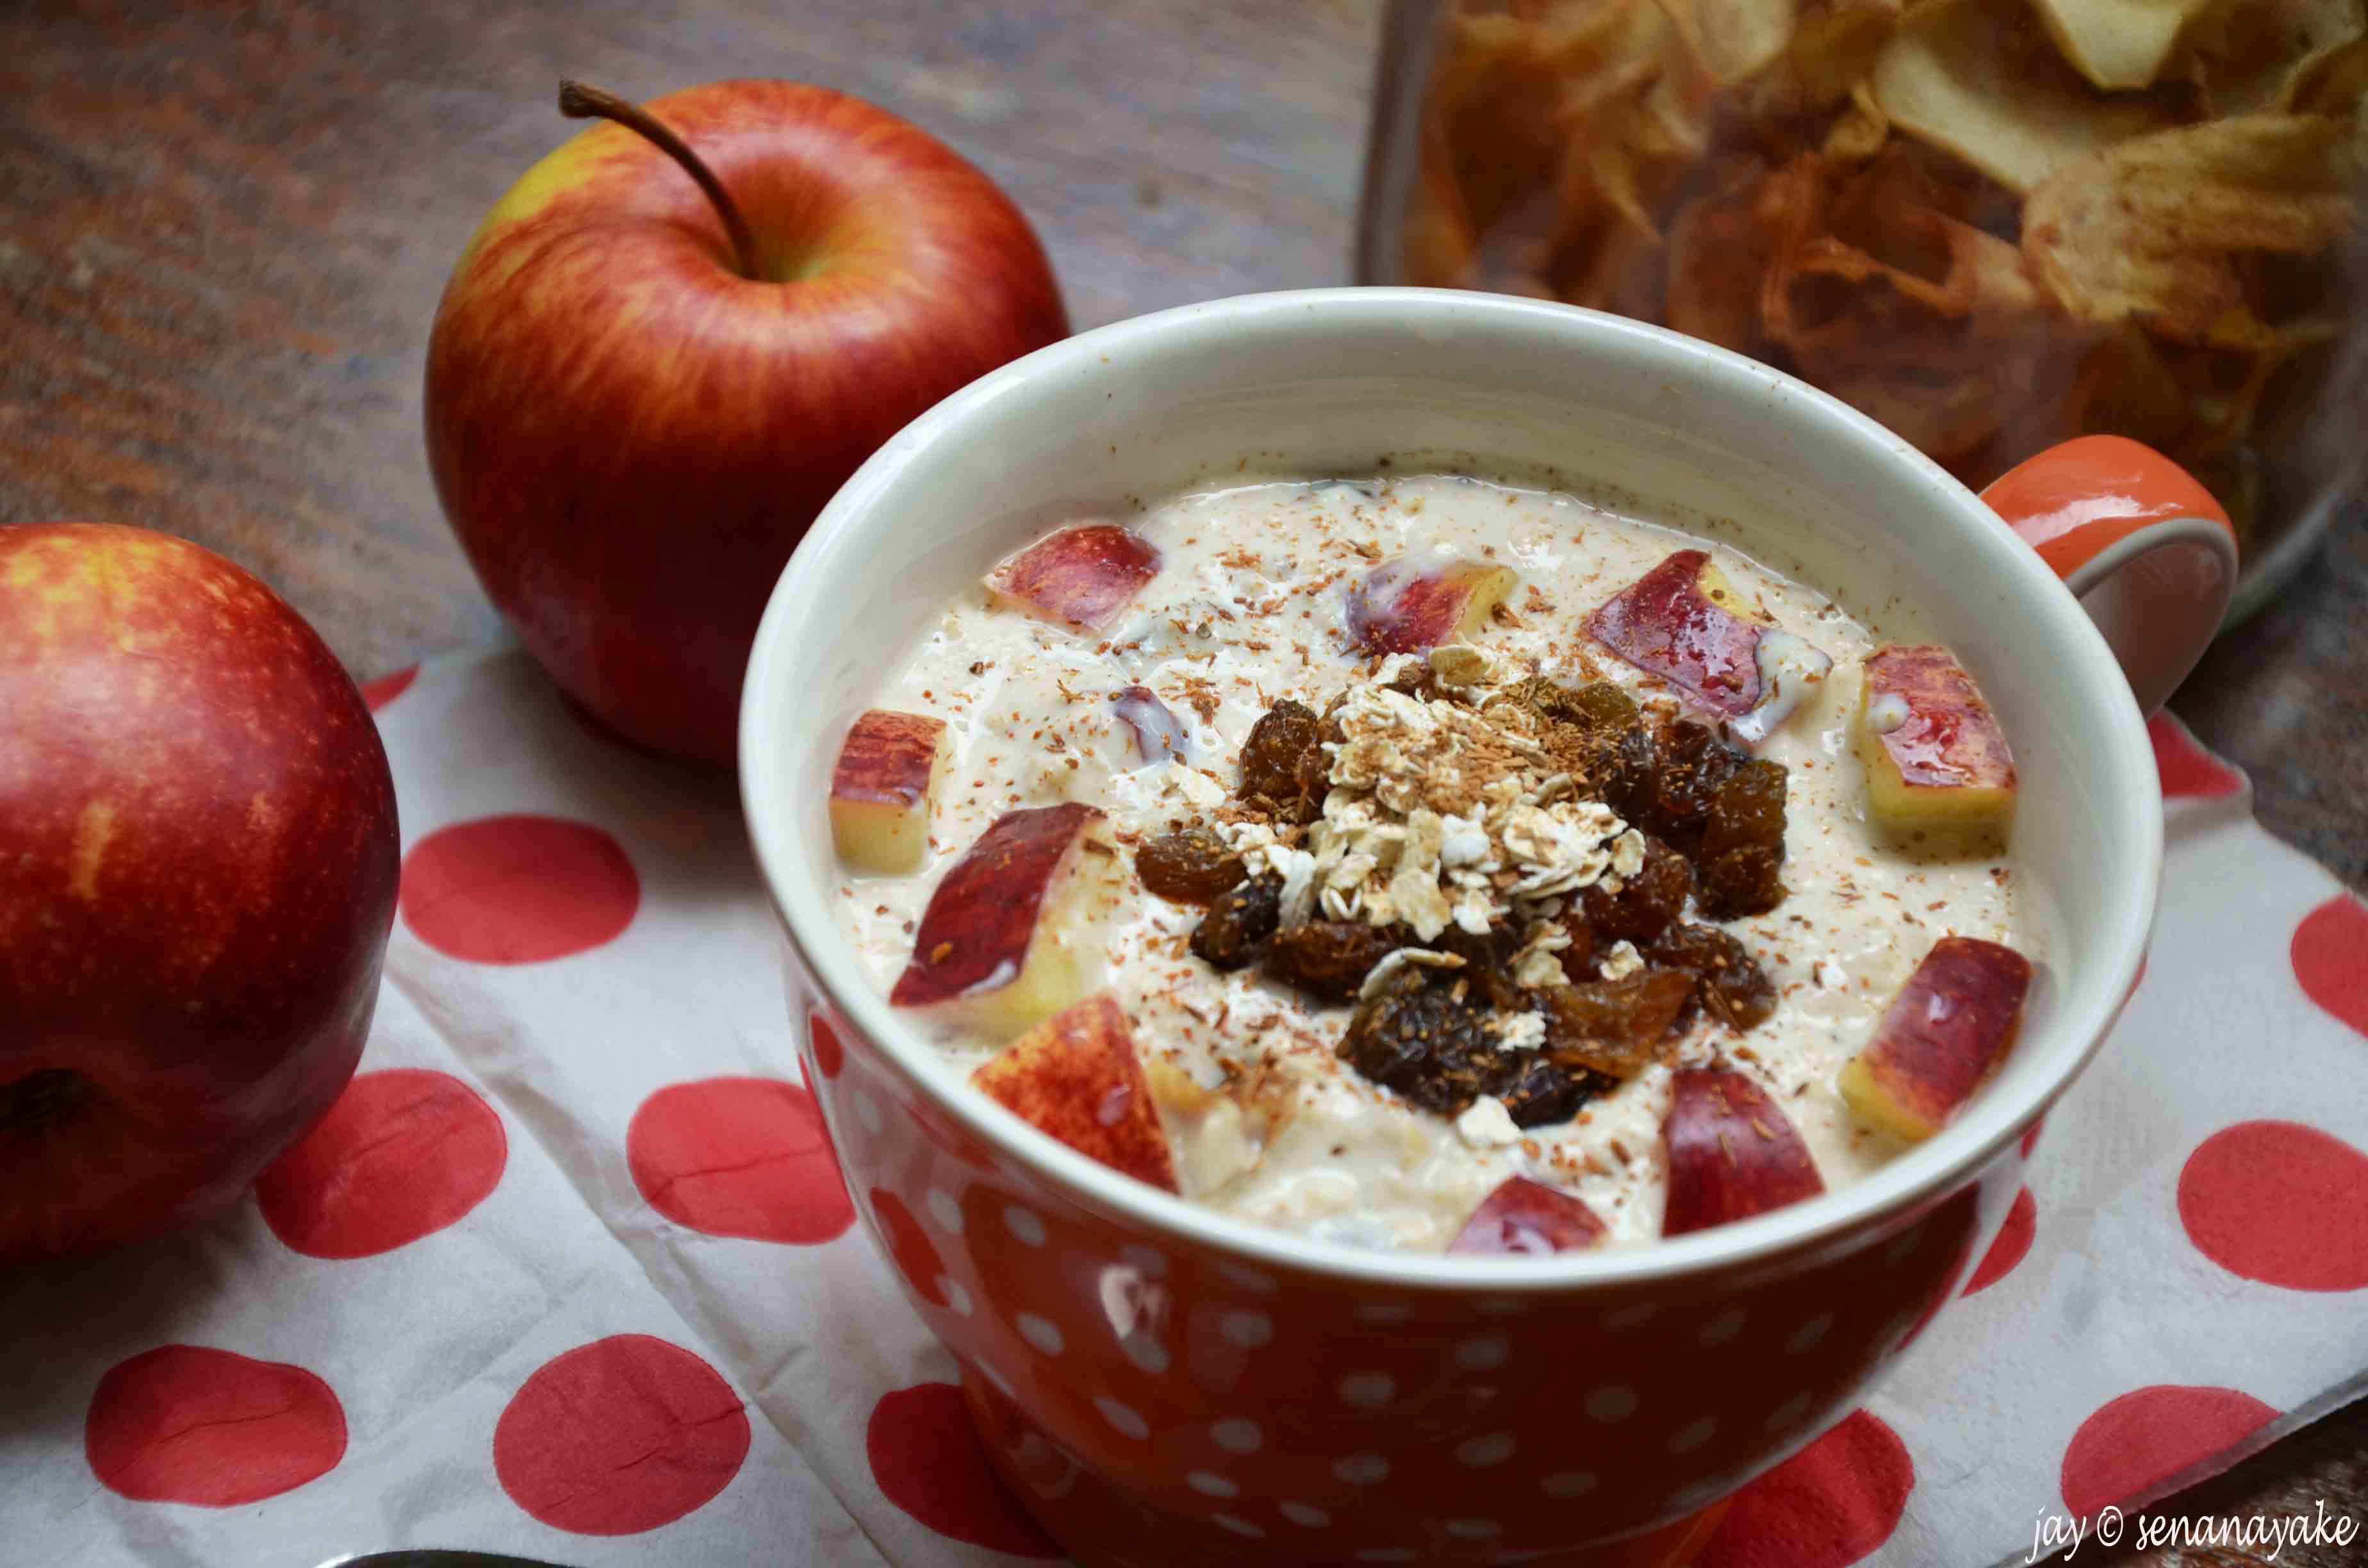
[
  {"left": 828, "top": 708, "right": 949, "bottom": 874},
  {"left": 986, "top": 524, "right": 1161, "bottom": 632},
  {"left": 1662, "top": 1067, "right": 1827, "bottom": 1237},
  {"left": 890, "top": 802, "right": 1118, "bottom": 1032},
  {"left": 1839, "top": 936, "right": 2033, "bottom": 1141},
  {"left": 972, "top": 993, "right": 1179, "bottom": 1191},
  {"left": 1588, "top": 550, "right": 1764, "bottom": 715},
  {"left": 1110, "top": 685, "right": 1189, "bottom": 767},
  {"left": 1854, "top": 644, "right": 2018, "bottom": 834},
  {"left": 1448, "top": 1175, "right": 1608, "bottom": 1254},
  {"left": 1591, "top": 551, "right": 1829, "bottom": 744},
  {"left": 1346, "top": 557, "right": 1518, "bottom": 654}
]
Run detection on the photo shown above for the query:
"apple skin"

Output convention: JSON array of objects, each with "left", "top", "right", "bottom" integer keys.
[
  {"left": 891, "top": 801, "right": 1115, "bottom": 1031},
  {"left": 1346, "top": 557, "right": 1517, "bottom": 655},
  {"left": 1839, "top": 936, "right": 2034, "bottom": 1141},
  {"left": 971, "top": 993, "right": 1178, "bottom": 1192},
  {"left": 425, "top": 81, "right": 1069, "bottom": 767},
  {"left": 987, "top": 525, "right": 1162, "bottom": 633},
  {"left": 1448, "top": 1175, "right": 1608, "bottom": 1254},
  {"left": 1661, "top": 1066, "right": 1826, "bottom": 1237},
  {"left": 1855, "top": 644, "right": 2018, "bottom": 835},
  {"left": 0, "top": 524, "right": 399, "bottom": 1265},
  {"left": 830, "top": 708, "right": 948, "bottom": 874},
  {"left": 1588, "top": 549, "right": 1764, "bottom": 716}
]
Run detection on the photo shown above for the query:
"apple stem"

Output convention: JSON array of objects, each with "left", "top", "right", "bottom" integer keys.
[{"left": 557, "top": 79, "right": 764, "bottom": 280}]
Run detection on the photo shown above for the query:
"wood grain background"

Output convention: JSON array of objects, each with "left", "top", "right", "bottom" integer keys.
[{"left": 2, "top": 2, "right": 2361, "bottom": 1561}]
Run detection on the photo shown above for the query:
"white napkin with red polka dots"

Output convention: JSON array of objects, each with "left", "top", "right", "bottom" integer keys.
[{"left": 6, "top": 641, "right": 2365, "bottom": 1568}]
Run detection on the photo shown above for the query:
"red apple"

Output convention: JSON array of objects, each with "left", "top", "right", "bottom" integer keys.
[
  {"left": 0, "top": 524, "right": 399, "bottom": 1264},
  {"left": 1855, "top": 644, "right": 2018, "bottom": 835},
  {"left": 1448, "top": 1176, "right": 1608, "bottom": 1254},
  {"left": 1839, "top": 936, "right": 2034, "bottom": 1141},
  {"left": 1346, "top": 557, "right": 1518, "bottom": 653},
  {"left": 425, "top": 79, "right": 1067, "bottom": 767},
  {"left": 891, "top": 802, "right": 1120, "bottom": 1032},
  {"left": 971, "top": 993, "right": 1178, "bottom": 1191},
  {"left": 1662, "top": 1067, "right": 1826, "bottom": 1237},
  {"left": 830, "top": 708, "right": 948, "bottom": 874},
  {"left": 986, "top": 525, "right": 1162, "bottom": 633},
  {"left": 1589, "top": 551, "right": 1830, "bottom": 743}
]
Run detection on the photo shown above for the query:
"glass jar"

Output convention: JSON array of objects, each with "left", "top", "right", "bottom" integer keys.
[{"left": 1355, "top": 0, "right": 2368, "bottom": 619}]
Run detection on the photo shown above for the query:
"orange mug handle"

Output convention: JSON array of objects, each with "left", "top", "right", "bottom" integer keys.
[{"left": 1980, "top": 435, "right": 2239, "bottom": 716}]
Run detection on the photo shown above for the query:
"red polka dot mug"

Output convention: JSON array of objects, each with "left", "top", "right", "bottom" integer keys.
[{"left": 741, "top": 290, "right": 2223, "bottom": 1565}]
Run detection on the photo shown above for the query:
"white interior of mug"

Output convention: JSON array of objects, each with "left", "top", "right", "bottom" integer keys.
[{"left": 740, "top": 288, "right": 2159, "bottom": 1287}]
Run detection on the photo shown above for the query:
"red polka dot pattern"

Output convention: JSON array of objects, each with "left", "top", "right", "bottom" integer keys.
[
  {"left": 869, "top": 1189, "right": 948, "bottom": 1308},
  {"left": 361, "top": 666, "right": 418, "bottom": 712},
  {"left": 493, "top": 1335, "right": 749, "bottom": 1535},
  {"left": 867, "top": 1382, "right": 1061, "bottom": 1557},
  {"left": 808, "top": 1009, "right": 844, "bottom": 1079},
  {"left": 2148, "top": 714, "right": 2243, "bottom": 800},
  {"left": 1963, "top": 1188, "right": 2036, "bottom": 1296},
  {"left": 86, "top": 1345, "right": 346, "bottom": 1506},
  {"left": 2292, "top": 895, "right": 2368, "bottom": 1040},
  {"left": 2178, "top": 1120, "right": 2368, "bottom": 1291},
  {"left": 401, "top": 814, "right": 639, "bottom": 963},
  {"left": 629, "top": 1078, "right": 852, "bottom": 1245},
  {"left": 256, "top": 1068, "right": 507, "bottom": 1258},
  {"left": 1700, "top": 1410, "right": 1914, "bottom": 1568},
  {"left": 2060, "top": 1385, "right": 2278, "bottom": 1519}
]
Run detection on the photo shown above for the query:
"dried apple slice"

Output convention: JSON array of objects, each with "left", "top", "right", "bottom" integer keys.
[
  {"left": 1448, "top": 1175, "right": 1609, "bottom": 1254},
  {"left": 1587, "top": 550, "right": 1829, "bottom": 741},
  {"left": 1662, "top": 1067, "right": 1826, "bottom": 1236},
  {"left": 973, "top": 993, "right": 1178, "bottom": 1191},
  {"left": 1346, "top": 557, "right": 1517, "bottom": 654},
  {"left": 1854, "top": 644, "right": 2017, "bottom": 835},
  {"left": 829, "top": 708, "right": 949, "bottom": 874},
  {"left": 986, "top": 523, "right": 1162, "bottom": 632},
  {"left": 2031, "top": 0, "right": 2220, "bottom": 91},
  {"left": 1839, "top": 936, "right": 2034, "bottom": 1141},
  {"left": 1870, "top": 0, "right": 2180, "bottom": 195},
  {"left": 891, "top": 802, "right": 1119, "bottom": 1032}
]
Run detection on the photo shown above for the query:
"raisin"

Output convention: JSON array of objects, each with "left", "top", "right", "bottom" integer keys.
[
  {"left": 1263, "top": 921, "right": 1404, "bottom": 1002},
  {"left": 1644, "top": 720, "right": 1742, "bottom": 853},
  {"left": 1538, "top": 968, "right": 1695, "bottom": 1077},
  {"left": 1648, "top": 922, "right": 1779, "bottom": 1030},
  {"left": 1556, "top": 910, "right": 1600, "bottom": 984},
  {"left": 1580, "top": 837, "right": 1692, "bottom": 945},
  {"left": 1237, "top": 699, "right": 1329, "bottom": 824},
  {"left": 1384, "top": 662, "right": 1442, "bottom": 701},
  {"left": 1599, "top": 723, "right": 1661, "bottom": 826},
  {"left": 1698, "top": 843, "right": 1785, "bottom": 919},
  {"left": 1337, "top": 968, "right": 1597, "bottom": 1127},
  {"left": 1695, "top": 758, "right": 1788, "bottom": 917},
  {"left": 1190, "top": 874, "right": 1280, "bottom": 969},
  {"left": 1434, "top": 923, "right": 1532, "bottom": 1011},
  {"left": 1566, "top": 681, "right": 1640, "bottom": 733},
  {"left": 1496, "top": 1054, "right": 1602, "bottom": 1129},
  {"left": 1137, "top": 829, "right": 1246, "bottom": 904},
  {"left": 1338, "top": 968, "right": 1501, "bottom": 1116},
  {"left": 1495, "top": 676, "right": 1633, "bottom": 735}
]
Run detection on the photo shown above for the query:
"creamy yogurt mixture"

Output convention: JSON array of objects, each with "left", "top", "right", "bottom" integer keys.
[{"left": 833, "top": 473, "right": 2035, "bottom": 1252}]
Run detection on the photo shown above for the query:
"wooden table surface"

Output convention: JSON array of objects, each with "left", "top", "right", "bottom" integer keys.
[{"left": 3, "top": 1, "right": 2362, "bottom": 1561}]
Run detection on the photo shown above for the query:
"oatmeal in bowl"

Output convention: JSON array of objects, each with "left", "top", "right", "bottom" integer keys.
[
  {"left": 829, "top": 471, "right": 2042, "bottom": 1255},
  {"left": 741, "top": 290, "right": 2216, "bottom": 1568}
]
